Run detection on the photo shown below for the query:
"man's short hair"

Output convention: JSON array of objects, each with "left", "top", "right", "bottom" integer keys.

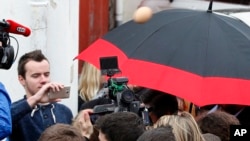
[
  {"left": 95, "top": 112, "right": 145, "bottom": 141},
  {"left": 17, "top": 49, "right": 48, "bottom": 78},
  {"left": 140, "top": 89, "right": 178, "bottom": 118},
  {"left": 38, "top": 123, "right": 86, "bottom": 141},
  {"left": 196, "top": 110, "right": 240, "bottom": 141}
]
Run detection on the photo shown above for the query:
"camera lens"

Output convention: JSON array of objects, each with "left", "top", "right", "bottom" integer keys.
[{"left": 121, "top": 89, "right": 134, "bottom": 103}]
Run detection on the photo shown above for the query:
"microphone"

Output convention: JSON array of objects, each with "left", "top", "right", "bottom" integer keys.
[{"left": 5, "top": 19, "right": 31, "bottom": 37}]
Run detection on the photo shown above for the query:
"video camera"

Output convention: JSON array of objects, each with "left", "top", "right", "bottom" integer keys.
[
  {"left": 90, "top": 56, "right": 151, "bottom": 125},
  {"left": 0, "top": 19, "right": 14, "bottom": 69},
  {"left": 0, "top": 19, "right": 31, "bottom": 69}
]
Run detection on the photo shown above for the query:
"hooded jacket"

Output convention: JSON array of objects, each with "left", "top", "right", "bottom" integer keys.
[
  {"left": 0, "top": 82, "right": 12, "bottom": 140},
  {"left": 9, "top": 97, "right": 73, "bottom": 141}
]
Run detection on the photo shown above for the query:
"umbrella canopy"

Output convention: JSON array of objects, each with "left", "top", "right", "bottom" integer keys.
[{"left": 76, "top": 8, "right": 250, "bottom": 106}]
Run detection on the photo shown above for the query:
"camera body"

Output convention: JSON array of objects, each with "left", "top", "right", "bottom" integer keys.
[
  {"left": 90, "top": 56, "right": 151, "bottom": 125},
  {"left": 0, "top": 19, "right": 14, "bottom": 70},
  {"left": 91, "top": 77, "right": 142, "bottom": 124},
  {"left": 108, "top": 77, "right": 139, "bottom": 111},
  {"left": 92, "top": 76, "right": 141, "bottom": 115}
]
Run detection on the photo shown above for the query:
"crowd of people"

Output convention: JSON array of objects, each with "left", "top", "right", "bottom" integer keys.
[
  {"left": 0, "top": 1, "right": 250, "bottom": 141},
  {"left": 0, "top": 46, "right": 249, "bottom": 141}
]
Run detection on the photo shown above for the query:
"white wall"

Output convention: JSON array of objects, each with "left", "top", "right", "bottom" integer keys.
[{"left": 0, "top": 0, "right": 79, "bottom": 116}]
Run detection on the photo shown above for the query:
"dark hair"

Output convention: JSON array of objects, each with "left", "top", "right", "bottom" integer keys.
[
  {"left": 38, "top": 123, "right": 86, "bottom": 141},
  {"left": 95, "top": 112, "right": 145, "bottom": 141},
  {"left": 139, "top": 88, "right": 161, "bottom": 104},
  {"left": 141, "top": 89, "right": 178, "bottom": 118},
  {"left": 17, "top": 50, "right": 48, "bottom": 78},
  {"left": 196, "top": 111, "right": 240, "bottom": 141},
  {"left": 137, "top": 126, "right": 176, "bottom": 141}
]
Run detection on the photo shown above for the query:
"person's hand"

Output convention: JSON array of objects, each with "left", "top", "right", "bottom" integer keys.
[
  {"left": 27, "top": 82, "right": 64, "bottom": 107},
  {"left": 78, "top": 109, "right": 94, "bottom": 139}
]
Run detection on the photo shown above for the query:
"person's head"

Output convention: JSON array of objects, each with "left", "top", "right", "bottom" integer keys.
[
  {"left": 154, "top": 111, "right": 205, "bottom": 141},
  {"left": 78, "top": 62, "right": 105, "bottom": 102},
  {"left": 140, "top": 89, "right": 178, "bottom": 123},
  {"left": 17, "top": 50, "right": 50, "bottom": 97},
  {"left": 38, "top": 123, "right": 86, "bottom": 141},
  {"left": 137, "top": 126, "right": 176, "bottom": 141},
  {"left": 95, "top": 112, "right": 145, "bottom": 141},
  {"left": 196, "top": 110, "right": 240, "bottom": 141}
]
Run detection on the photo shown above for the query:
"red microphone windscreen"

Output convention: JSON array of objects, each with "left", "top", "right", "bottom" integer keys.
[{"left": 6, "top": 20, "right": 31, "bottom": 37}]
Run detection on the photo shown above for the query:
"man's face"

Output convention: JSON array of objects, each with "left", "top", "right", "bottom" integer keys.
[
  {"left": 98, "top": 130, "right": 108, "bottom": 141},
  {"left": 18, "top": 60, "right": 50, "bottom": 97}
]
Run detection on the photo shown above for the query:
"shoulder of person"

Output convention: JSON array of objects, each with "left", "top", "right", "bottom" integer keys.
[{"left": 53, "top": 103, "right": 72, "bottom": 112}]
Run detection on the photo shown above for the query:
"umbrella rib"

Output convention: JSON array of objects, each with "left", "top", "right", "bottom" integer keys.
[{"left": 215, "top": 13, "right": 250, "bottom": 40}]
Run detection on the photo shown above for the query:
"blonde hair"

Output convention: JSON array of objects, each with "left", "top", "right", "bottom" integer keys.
[
  {"left": 154, "top": 111, "right": 205, "bottom": 141},
  {"left": 78, "top": 62, "right": 103, "bottom": 102}
]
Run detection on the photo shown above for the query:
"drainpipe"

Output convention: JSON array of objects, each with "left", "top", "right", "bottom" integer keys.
[
  {"left": 116, "top": 0, "right": 124, "bottom": 26},
  {"left": 29, "top": 0, "right": 49, "bottom": 51}
]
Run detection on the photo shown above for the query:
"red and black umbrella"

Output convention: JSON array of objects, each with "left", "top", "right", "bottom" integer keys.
[{"left": 76, "top": 7, "right": 250, "bottom": 106}]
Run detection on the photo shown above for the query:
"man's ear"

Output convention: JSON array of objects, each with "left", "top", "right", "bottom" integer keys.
[{"left": 18, "top": 75, "right": 25, "bottom": 86}]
